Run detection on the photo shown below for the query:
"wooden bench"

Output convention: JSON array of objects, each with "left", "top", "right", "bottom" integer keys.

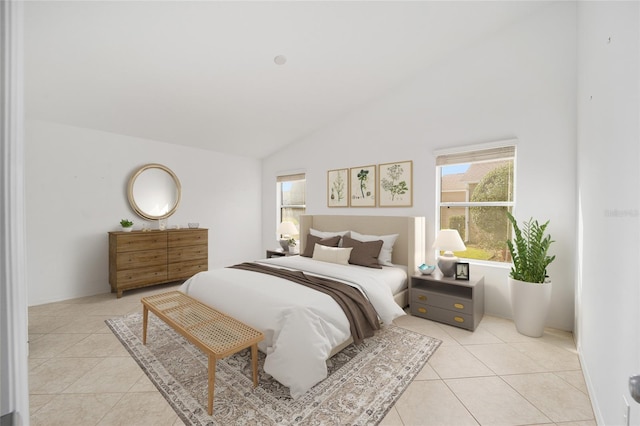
[{"left": 141, "top": 291, "right": 264, "bottom": 415}]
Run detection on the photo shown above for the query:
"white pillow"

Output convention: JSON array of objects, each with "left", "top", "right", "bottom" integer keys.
[
  {"left": 312, "top": 244, "right": 353, "bottom": 265},
  {"left": 310, "top": 228, "right": 350, "bottom": 247},
  {"left": 349, "top": 231, "right": 399, "bottom": 266}
]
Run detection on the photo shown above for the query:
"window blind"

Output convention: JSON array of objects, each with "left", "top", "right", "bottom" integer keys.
[
  {"left": 277, "top": 173, "right": 305, "bottom": 182},
  {"left": 436, "top": 146, "right": 515, "bottom": 166}
]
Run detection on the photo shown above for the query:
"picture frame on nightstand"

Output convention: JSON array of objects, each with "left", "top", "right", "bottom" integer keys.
[{"left": 455, "top": 262, "right": 469, "bottom": 280}]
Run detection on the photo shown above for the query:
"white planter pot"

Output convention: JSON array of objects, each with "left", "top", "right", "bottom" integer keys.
[
  {"left": 122, "top": 226, "right": 133, "bottom": 232},
  {"left": 508, "top": 277, "right": 552, "bottom": 337}
]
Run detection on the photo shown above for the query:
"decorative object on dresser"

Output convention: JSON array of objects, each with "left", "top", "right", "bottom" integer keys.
[
  {"left": 418, "top": 263, "right": 436, "bottom": 275},
  {"left": 120, "top": 219, "right": 133, "bottom": 232},
  {"left": 410, "top": 272, "right": 484, "bottom": 331},
  {"left": 277, "top": 221, "right": 298, "bottom": 252},
  {"left": 432, "top": 229, "right": 466, "bottom": 277},
  {"left": 287, "top": 238, "right": 299, "bottom": 254},
  {"left": 455, "top": 262, "right": 469, "bottom": 280},
  {"left": 506, "top": 211, "right": 555, "bottom": 337},
  {"left": 108, "top": 228, "right": 208, "bottom": 298}
]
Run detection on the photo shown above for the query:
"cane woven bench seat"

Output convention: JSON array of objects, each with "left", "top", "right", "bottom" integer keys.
[{"left": 141, "top": 291, "right": 264, "bottom": 415}]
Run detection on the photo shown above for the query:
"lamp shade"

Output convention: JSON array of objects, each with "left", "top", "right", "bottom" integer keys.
[
  {"left": 277, "top": 221, "right": 298, "bottom": 236},
  {"left": 432, "top": 229, "right": 466, "bottom": 252}
]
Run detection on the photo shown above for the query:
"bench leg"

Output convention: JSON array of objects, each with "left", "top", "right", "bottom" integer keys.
[
  {"left": 251, "top": 344, "right": 259, "bottom": 387},
  {"left": 142, "top": 306, "right": 148, "bottom": 345},
  {"left": 208, "top": 355, "right": 216, "bottom": 415}
]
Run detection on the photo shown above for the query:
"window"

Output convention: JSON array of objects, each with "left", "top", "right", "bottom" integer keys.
[
  {"left": 436, "top": 145, "right": 515, "bottom": 263},
  {"left": 277, "top": 173, "right": 306, "bottom": 239}
]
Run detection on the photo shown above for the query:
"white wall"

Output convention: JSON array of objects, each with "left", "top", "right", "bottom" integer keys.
[
  {"left": 576, "top": 2, "right": 640, "bottom": 424},
  {"left": 26, "top": 120, "right": 262, "bottom": 305},
  {"left": 262, "top": 2, "right": 577, "bottom": 331}
]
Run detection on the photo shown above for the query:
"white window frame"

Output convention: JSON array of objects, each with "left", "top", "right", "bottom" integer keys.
[
  {"left": 276, "top": 172, "right": 306, "bottom": 239},
  {"left": 434, "top": 140, "right": 517, "bottom": 265}
]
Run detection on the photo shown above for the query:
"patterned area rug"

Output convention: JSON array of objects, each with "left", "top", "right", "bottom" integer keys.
[{"left": 106, "top": 313, "right": 440, "bottom": 426}]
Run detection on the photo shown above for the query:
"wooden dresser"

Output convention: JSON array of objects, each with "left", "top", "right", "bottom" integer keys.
[{"left": 108, "top": 229, "right": 208, "bottom": 298}]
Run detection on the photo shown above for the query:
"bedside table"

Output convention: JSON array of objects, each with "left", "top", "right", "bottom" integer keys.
[
  {"left": 266, "top": 249, "right": 295, "bottom": 258},
  {"left": 410, "top": 272, "right": 484, "bottom": 331}
]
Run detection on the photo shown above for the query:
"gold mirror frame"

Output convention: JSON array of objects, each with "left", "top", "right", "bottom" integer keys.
[{"left": 127, "top": 163, "right": 182, "bottom": 220}]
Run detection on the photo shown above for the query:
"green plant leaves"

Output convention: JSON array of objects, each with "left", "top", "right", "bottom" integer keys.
[{"left": 506, "top": 212, "right": 555, "bottom": 283}]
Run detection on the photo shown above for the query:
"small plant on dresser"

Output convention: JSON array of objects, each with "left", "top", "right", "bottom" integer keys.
[{"left": 120, "top": 219, "right": 134, "bottom": 232}]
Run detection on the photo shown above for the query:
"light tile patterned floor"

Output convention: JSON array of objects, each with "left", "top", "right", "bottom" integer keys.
[{"left": 28, "top": 283, "right": 595, "bottom": 426}]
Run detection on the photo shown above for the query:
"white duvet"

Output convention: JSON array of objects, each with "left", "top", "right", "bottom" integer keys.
[{"left": 178, "top": 256, "right": 406, "bottom": 398}]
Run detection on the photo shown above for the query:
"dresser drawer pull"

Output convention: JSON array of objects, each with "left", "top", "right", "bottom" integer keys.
[
  {"left": 454, "top": 316, "right": 465, "bottom": 323},
  {"left": 417, "top": 295, "right": 427, "bottom": 301},
  {"left": 417, "top": 307, "right": 427, "bottom": 314},
  {"left": 454, "top": 303, "right": 464, "bottom": 310}
]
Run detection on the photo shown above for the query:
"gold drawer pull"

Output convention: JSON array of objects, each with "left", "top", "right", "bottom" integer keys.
[
  {"left": 454, "top": 316, "right": 464, "bottom": 323},
  {"left": 418, "top": 307, "right": 427, "bottom": 314},
  {"left": 454, "top": 303, "right": 464, "bottom": 310},
  {"left": 417, "top": 295, "right": 427, "bottom": 301}
]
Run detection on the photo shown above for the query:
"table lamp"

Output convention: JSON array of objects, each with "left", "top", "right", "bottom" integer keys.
[
  {"left": 432, "top": 229, "right": 466, "bottom": 277},
  {"left": 277, "top": 221, "right": 298, "bottom": 252}
]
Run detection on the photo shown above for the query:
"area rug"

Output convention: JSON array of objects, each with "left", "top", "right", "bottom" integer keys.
[{"left": 106, "top": 313, "right": 441, "bottom": 426}]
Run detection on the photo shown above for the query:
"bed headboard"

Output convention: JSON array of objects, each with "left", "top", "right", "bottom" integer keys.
[{"left": 299, "top": 215, "right": 425, "bottom": 275}]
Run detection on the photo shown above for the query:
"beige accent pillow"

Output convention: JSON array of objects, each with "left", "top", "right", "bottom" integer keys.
[
  {"left": 312, "top": 244, "right": 353, "bottom": 265},
  {"left": 301, "top": 234, "right": 341, "bottom": 257},
  {"left": 342, "top": 235, "right": 383, "bottom": 269}
]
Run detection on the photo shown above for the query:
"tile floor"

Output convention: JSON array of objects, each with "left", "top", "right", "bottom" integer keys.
[{"left": 28, "top": 283, "right": 596, "bottom": 426}]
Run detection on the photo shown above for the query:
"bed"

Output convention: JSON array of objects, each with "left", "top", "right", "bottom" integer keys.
[{"left": 179, "top": 215, "right": 425, "bottom": 398}]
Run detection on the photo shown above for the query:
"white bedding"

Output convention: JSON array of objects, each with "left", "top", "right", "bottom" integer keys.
[{"left": 178, "top": 256, "right": 406, "bottom": 398}]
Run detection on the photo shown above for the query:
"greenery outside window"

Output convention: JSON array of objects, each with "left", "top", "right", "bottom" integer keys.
[
  {"left": 277, "top": 173, "right": 306, "bottom": 240},
  {"left": 436, "top": 144, "right": 515, "bottom": 263}
]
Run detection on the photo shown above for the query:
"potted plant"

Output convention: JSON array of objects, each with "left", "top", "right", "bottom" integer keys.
[
  {"left": 506, "top": 211, "right": 556, "bottom": 337},
  {"left": 287, "top": 238, "right": 298, "bottom": 254},
  {"left": 120, "top": 219, "right": 134, "bottom": 232}
]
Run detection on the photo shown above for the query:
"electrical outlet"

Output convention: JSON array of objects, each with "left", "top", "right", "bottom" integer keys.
[{"left": 623, "top": 395, "right": 630, "bottom": 426}]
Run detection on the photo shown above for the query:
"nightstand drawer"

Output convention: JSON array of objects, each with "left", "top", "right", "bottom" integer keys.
[
  {"left": 411, "top": 303, "right": 474, "bottom": 330},
  {"left": 411, "top": 288, "right": 473, "bottom": 315}
]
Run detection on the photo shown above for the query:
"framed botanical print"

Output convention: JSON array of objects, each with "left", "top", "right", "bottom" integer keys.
[
  {"left": 349, "top": 165, "right": 376, "bottom": 207},
  {"left": 378, "top": 160, "right": 413, "bottom": 207},
  {"left": 327, "top": 168, "right": 348, "bottom": 207}
]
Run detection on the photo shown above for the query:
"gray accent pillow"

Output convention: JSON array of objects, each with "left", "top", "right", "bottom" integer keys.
[
  {"left": 301, "top": 234, "right": 341, "bottom": 257},
  {"left": 342, "top": 235, "right": 383, "bottom": 269}
]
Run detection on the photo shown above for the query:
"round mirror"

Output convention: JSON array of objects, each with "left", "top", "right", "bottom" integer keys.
[{"left": 127, "top": 164, "right": 181, "bottom": 220}]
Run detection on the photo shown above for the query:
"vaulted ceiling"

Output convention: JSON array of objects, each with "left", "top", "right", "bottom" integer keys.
[{"left": 24, "top": 1, "right": 550, "bottom": 158}]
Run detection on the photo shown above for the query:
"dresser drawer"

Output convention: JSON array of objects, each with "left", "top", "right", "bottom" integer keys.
[
  {"left": 168, "top": 245, "right": 208, "bottom": 263},
  {"left": 116, "top": 265, "right": 168, "bottom": 288},
  {"left": 168, "top": 230, "right": 208, "bottom": 248},
  {"left": 116, "top": 233, "right": 167, "bottom": 252},
  {"left": 116, "top": 249, "right": 167, "bottom": 270},
  {"left": 411, "top": 302, "right": 474, "bottom": 330},
  {"left": 168, "top": 259, "right": 208, "bottom": 280},
  {"left": 411, "top": 288, "right": 473, "bottom": 315}
]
